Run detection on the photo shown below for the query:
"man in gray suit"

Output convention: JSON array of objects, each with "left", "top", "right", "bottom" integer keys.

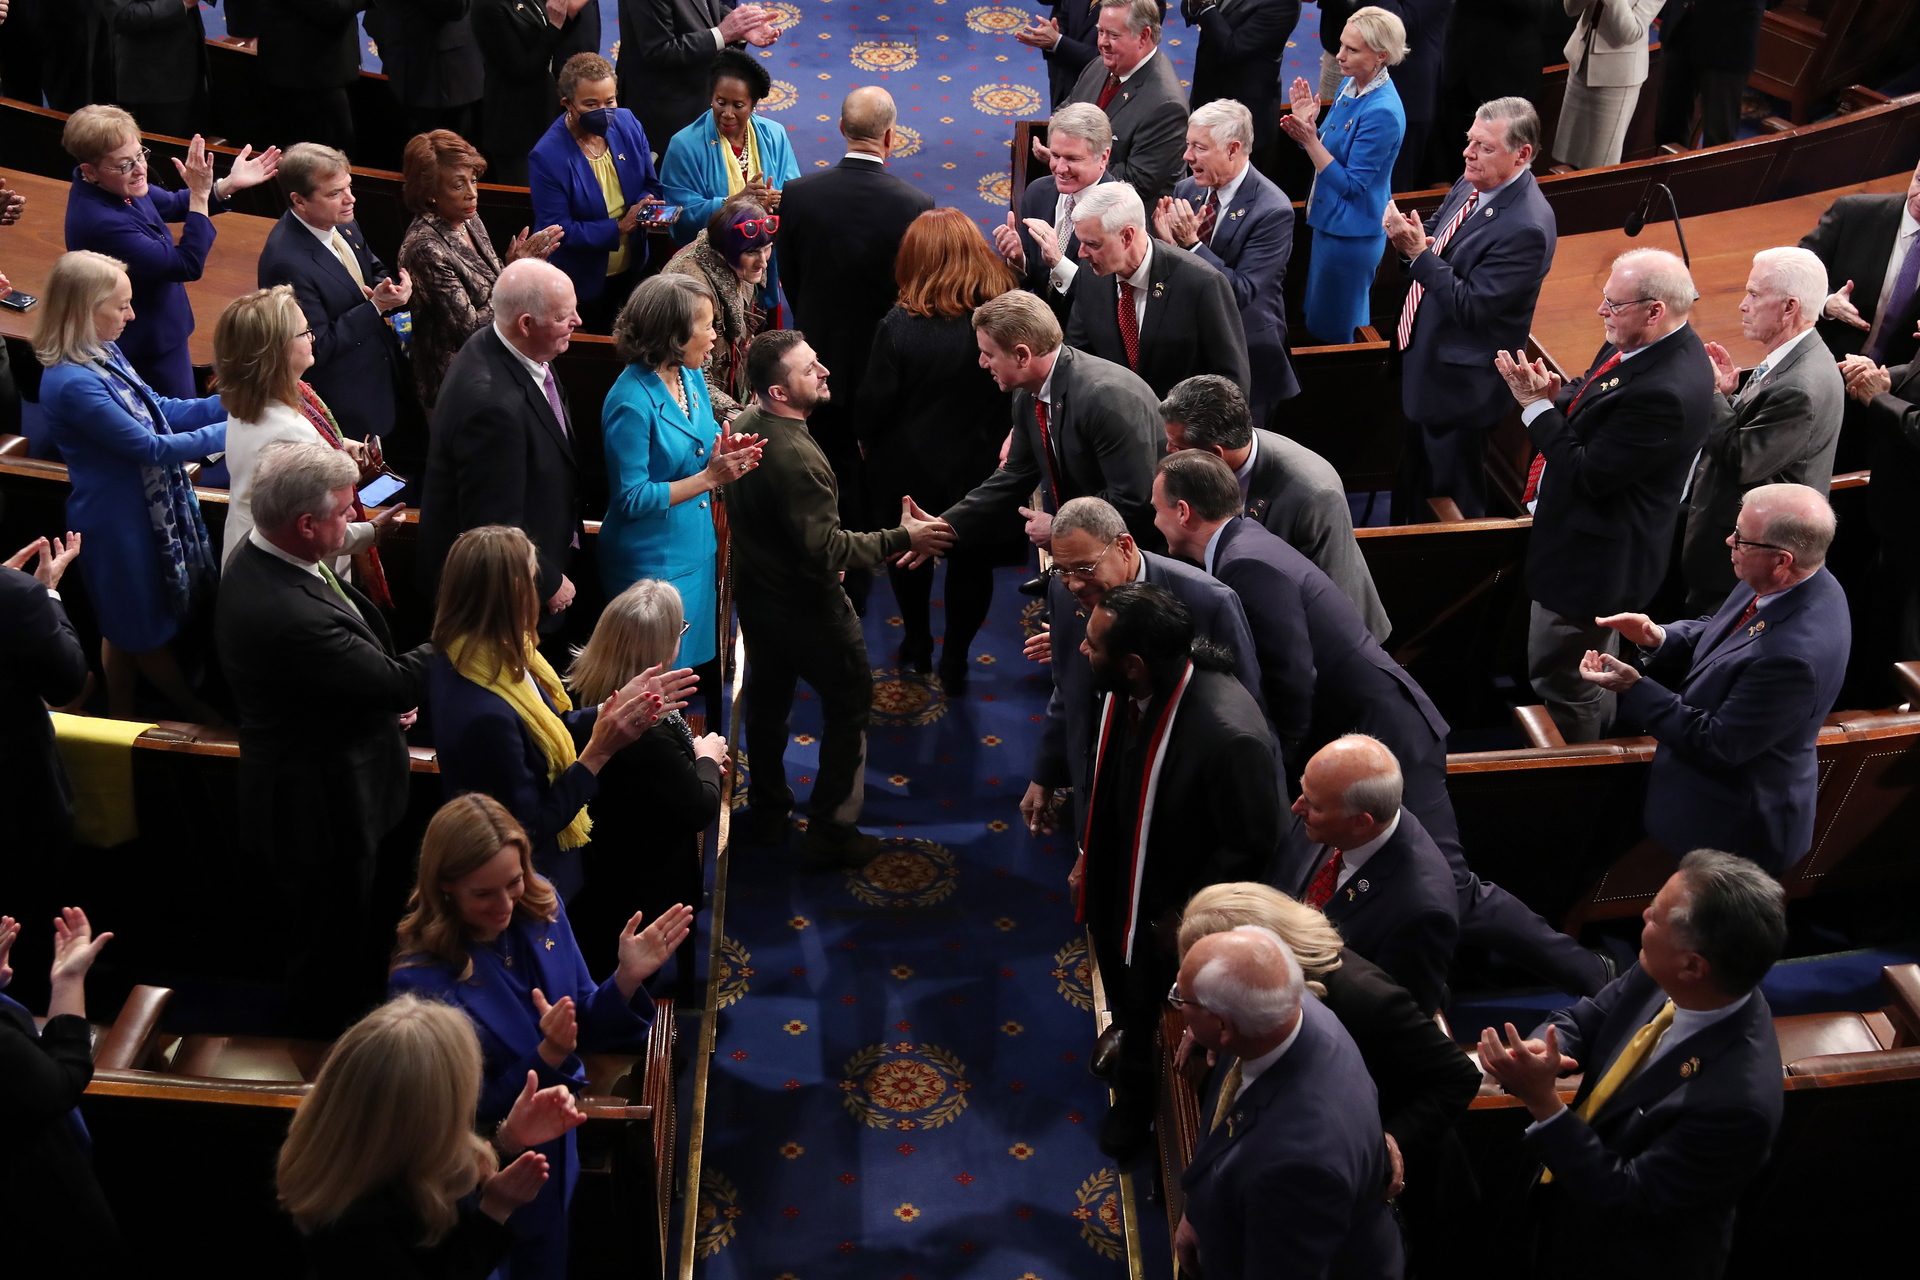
[
  {"left": 1063, "top": 0, "right": 1190, "bottom": 206},
  {"left": 1685, "top": 247, "right": 1844, "bottom": 610},
  {"left": 1161, "top": 375, "right": 1391, "bottom": 642}
]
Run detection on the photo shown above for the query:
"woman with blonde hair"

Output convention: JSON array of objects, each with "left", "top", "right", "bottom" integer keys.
[
  {"left": 566, "top": 579, "right": 726, "bottom": 990},
  {"left": 35, "top": 249, "right": 228, "bottom": 722},
  {"left": 426, "top": 525, "right": 688, "bottom": 898},
  {"left": 276, "top": 993, "right": 587, "bottom": 1275},
  {"left": 856, "top": 207, "right": 1019, "bottom": 691},
  {"left": 389, "top": 795, "right": 692, "bottom": 1280},
  {"left": 213, "top": 285, "right": 403, "bottom": 596},
  {"left": 1178, "top": 881, "right": 1480, "bottom": 1262}
]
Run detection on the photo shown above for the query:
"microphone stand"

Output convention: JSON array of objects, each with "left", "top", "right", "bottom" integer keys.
[{"left": 1623, "top": 180, "right": 1690, "bottom": 268}]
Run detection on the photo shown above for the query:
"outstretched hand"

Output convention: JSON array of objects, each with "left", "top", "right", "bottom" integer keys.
[
  {"left": 1494, "top": 349, "right": 1563, "bottom": 407},
  {"left": 615, "top": 904, "right": 696, "bottom": 998},
  {"left": 498, "top": 1069, "right": 589, "bottom": 1153},
  {"left": 531, "top": 988, "right": 579, "bottom": 1066},
  {"left": 1824, "top": 279, "right": 1869, "bottom": 330},
  {"left": 1594, "top": 611, "right": 1664, "bottom": 649},
  {"left": 480, "top": 1150, "right": 550, "bottom": 1223},
  {"left": 1577, "top": 649, "right": 1641, "bottom": 692},
  {"left": 0, "top": 915, "right": 17, "bottom": 990},
  {"left": 50, "top": 906, "right": 111, "bottom": 988},
  {"left": 1478, "top": 1022, "right": 1578, "bottom": 1120},
  {"left": 1702, "top": 341, "right": 1742, "bottom": 396}
]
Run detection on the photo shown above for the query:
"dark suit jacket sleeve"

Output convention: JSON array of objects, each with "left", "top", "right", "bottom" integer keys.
[
  {"left": 1866, "top": 373, "right": 1920, "bottom": 449},
  {"left": 1084, "top": 380, "right": 1164, "bottom": 527},
  {"left": 1406, "top": 216, "right": 1552, "bottom": 335},
  {"left": 1367, "top": 903, "right": 1456, "bottom": 1019},
  {"left": 941, "top": 411, "right": 1043, "bottom": 540},
  {"left": 261, "top": 613, "right": 430, "bottom": 713},
  {"left": 1707, "top": 380, "right": 1821, "bottom": 485},
  {"left": 624, "top": 730, "right": 724, "bottom": 831},
  {"left": 1194, "top": 200, "right": 1290, "bottom": 318},
  {"left": 1197, "top": 267, "right": 1252, "bottom": 394},
  {"left": 0, "top": 1013, "right": 93, "bottom": 1132},
  {"left": 1199, "top": 728, "right": 1284, "bottom": 886},
  {"left": 1218, "top": 559, "right": 1311, "bottom": 755},
  {"left": 1236, "top": 1158, "right": 1370, "bottom": 1280},
  {"left": 1528, "top": 385, "right": 1689, "bottom": 501},
  {"left": 448, "top": 399, "right": 568, "bottom": 601},
  {"left": 1192, "top": 0, "right": 1299, "bottom": 65},
  {"left": 1619, "top": 655, "right": 1824, "bottom": 771},
  {"left": 440, "top": 699, "right": 601, "bottom": 849},
  {"left": 4, "top": 572, "right": 89, "bottom": 707},
  {"left": 631, "top": 0, "right": 728, "bottom": 66},
  {"left": 1063, "top": 284, "right": 1093, "bottom": 352},
  {"left": 474, "top": 0, "right": 569, "bottom": 75},
  {"left": 264, "top": 244, "right": 393, "bottom": 376},
  {"left": 1341, "top": 970, "right": 1482, "bottom": 1153},
  {"left": 1048, "top": 3, "right": 1097, "bottom": 71},
  {"left": 1112, "top": 90, "right": 1189, "bottom": 201}
]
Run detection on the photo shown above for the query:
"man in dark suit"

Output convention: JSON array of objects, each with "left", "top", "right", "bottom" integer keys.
[
  {"left": 417, "top": 260, "right": 585, "bottom": 635},
  {"left": 1160, "top": 375, "right": 1388, "bottom": 639},
  {"left": 1075, "top": 582, "right": 1281, "bottom": 1159},
  {"left": 1684, "top": 248, "right": 1844, "bottom": 610},
  {"left": 1018, "top": 0, "right": 1103, "bottom": 107},
  {"left": 1156, "top": 100, "right": 1298, "bottom": 418},
  {"left": 1800, "top": 160, "right": 1920, "bottom": 368},
  {"left": 617, "top": 0, "right": 776, "bottom": 149},
  {"left": 217, "top": 443, "right": 431, "bottom": 1038},
  {"left": 256, "top": 0, "right": 365, "bottom": 150},
  {"left": 0, "top": 535, "right": 86, "bottom": 858},
  {"left": 1065, "top": 181, "right": 1250, "bottom": 399},
  {"left": 474, "top": 0, "right": 603, "bottom": 186},
  {"left": 367, "top": 0, "right": 487, "bottom": 140},
  {"left": 991, "top": 103, "right": 1120, "bottom": 325},
  {"left": 1481, "top": 851, "right": 1787, "bottom": 1276},
  {"left": 1654, "top": 0, "right": 1765, "bottom": 150},
  {"left": 1388, "top": 96, "right": 1556, "bottom": 519},
  {"left": 1273, "top": 736, "right": 1457, "bottom": 1014},
  {"left": 1842, "top": 336, "right": 1920, "bottom": 665},
  {"left": 1154, "top": 448, "right": 1613, "bottom": 996},
  {"left": 1176, "top": 927, "right": 1403, "bottom": 1279},
  {"left": 775, "top": 86, "right": 933, "bottom": 613},
  {"left": 942, "top": 291, "right": 1165, "bottom": 554},
  {"left": 1064, "top": 0, "right": 1190, "bottom": 205},
  {"left": 1020, "top": 496, "right": 1261, "bottom": 848},
  {"left": 259, "top": 144, "right": 414, "bottom": 442},
  {"left": 1180, "top": 0, "right": 1298, "bottom": 175},
  {"left": 108, "top": 0, "right": 209, "bottom": 139},
  {"left": 1501, "top": 247, "right": 1714, "bottom": 742},
  {"left": 1584, "top": 484, "right": 1850, "bottom": 874}
]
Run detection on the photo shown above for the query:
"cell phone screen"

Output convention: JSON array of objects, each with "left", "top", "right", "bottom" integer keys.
[{"left": 358, "top": 473, "right": 405, "bottom": 507}]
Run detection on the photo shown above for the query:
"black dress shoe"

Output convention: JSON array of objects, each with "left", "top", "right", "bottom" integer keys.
[
  {"left": 1097, "top": 1093, "right": 1155, "bottom": 1162},
  {"left": 937, "top": 654, "right": 970, "bottom": 696},
  {"left": 1090, "top": 1025, "right": 1123, "bottom": 1080},
  {"left": 1017, "top": 573, "right": 1051, "bottom": 597},
  {"left": 898, "top": 635, "right": 934, "bottom": 674},
  {"left": 802, "top": 824, "right": 884, "bottom": 869},
  {"left": 743, "top": 808, "right": 791, "bottom": 845}
]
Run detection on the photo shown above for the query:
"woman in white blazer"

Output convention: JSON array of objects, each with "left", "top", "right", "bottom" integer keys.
[{"left": 1553, "top": 0, "right": 1667, "bottom": 170}]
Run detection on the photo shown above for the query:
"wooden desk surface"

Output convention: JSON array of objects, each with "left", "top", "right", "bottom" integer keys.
[
  {"left": 0, "top": 167, "right": 275, "bottom": 367},
  {"left": 1531, "top": 172, "right": 1911, "bottom": 373}
]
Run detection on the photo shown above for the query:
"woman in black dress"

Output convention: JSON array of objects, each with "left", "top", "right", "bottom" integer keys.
[{"left": 857, "top": 208, "right": 1019, "bottom": 693}]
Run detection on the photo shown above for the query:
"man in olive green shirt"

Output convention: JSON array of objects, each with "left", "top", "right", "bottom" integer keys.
[{"left": 727, "top": 330, "right": 955, "bottom": 866}]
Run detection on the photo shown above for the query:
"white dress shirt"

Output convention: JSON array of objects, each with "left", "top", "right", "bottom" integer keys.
[
  {"left": 247, "top": 528, "right": 363, "bottom": 622},
  {"left": 1333, "top": 810, "right": 1400, "bottom": 890},
  {"left": 1116, "top": 46, "right": 1158, "bottom": 85},
  {"left": 1232, "top": 1011, "right": 1305, "bottom": 1103},
  {"left": 1051, "top": 187, "right": 1090, "bottom": 293}
]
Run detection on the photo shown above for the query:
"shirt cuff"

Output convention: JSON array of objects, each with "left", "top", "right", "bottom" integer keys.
[
  {"left": 1049, "top": 258, "right": 1078, "bottom": 292},
  {"left": 1520, "top": 400, "right": 1554, "bottom": 427},
  {"left": 342, "top": 522, "right": 377, "bottom": 556},
  {"left": 1522, "top": 1101, "right": 1570, "bottom": 1135},
  {"left": 711, "top": 26, "right": 725, "bottom": 49}
]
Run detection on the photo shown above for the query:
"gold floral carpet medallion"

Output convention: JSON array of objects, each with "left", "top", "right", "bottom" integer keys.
[
  {"left": 845, "top": 838, "right": 959, "bottom": 908},
  {"left": 840, "top": 1041, "right": 973, "bottom": 1130}
]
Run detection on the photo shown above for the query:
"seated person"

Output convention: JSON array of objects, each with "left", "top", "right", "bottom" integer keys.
[
  {"left": 661, "top": 196, "right": 781, "bottom": 419},
  {"left": 659, "top": 48, "right": 800, "bottom": 249},
  {"left": 388, "top": 795, "right": 692, "bottom": 1280}
]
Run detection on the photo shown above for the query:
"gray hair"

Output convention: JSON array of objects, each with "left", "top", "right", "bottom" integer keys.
[
  {"left": 1052, "top": 495, "right": 1128, "bottom": 543},
  {"left": 1743, "top": 482, "right": 1837, "bottom": 568},
  {"left": 1190, "top": 99, "right": 1254, "bottom": 151},
  {"left": 1048, "top": 103, "right": 1113, "bottom": 155},
  {"left": 277, "top": 142, "right": 352, "bottom": 201},
  {"left": 1099, "top": 0, "right": 1161, "bottom": 38},
  {"left": 1337, "top": 732, "right": 1403, "bottom": 823},
  {"left": 493, "top": 259, "right": 574, "bottom": 326},
  {"left": 1072, "top": 181, "right": 1147, "bottom": 236},
  {"left": 1613, "top": 247, "right": 1696, "bottom": 317},
  {"left": 1191, "top": 925, "right": 1304, "bottom": 1037},
  {"left": 1345, "top": 6, "right": 1408, "bottom": 64},
  {"left": 1161, "top": 374, "right": 1252, "bottom": 450},
  {"left": 1668, "top": 849, "right": 1787, "bottom": 997},
  {"left": 253, "top": 441, "right": 358, "bottom": 532},
  {"left": 1475, "top": 96, "right": 1540, "bottom": 155},
  {"left": 615, "top": 272, "right": 715, "bottom": 368},
  {"left": 1750, "top": 247, "right": 1829, "bottom": 322}
]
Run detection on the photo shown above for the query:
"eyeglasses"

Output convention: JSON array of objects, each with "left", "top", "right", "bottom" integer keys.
[
  {"left": 1599, "top": 295, "right": 1656, "bottom": 315},
  {"left": 294, "top": 327, "right": 315, "bottom": 340},
  {"left": 1057, "top": 538, "right": 1119, "bottom": 581},
  {"left": 1166, "top": 982, "right": 1202, "bottom": 1011},
  {"left": 680, "top": 620, "right": 692, "bottom": 635},
  {"left": 733, "top": 215, "right": 780, "bottom": 237},
  {"left": 104, "top": 148, "right": 152, "bottom": 176},
  {"left": 1730, "top": 533, "right": 1787, "bottom": 554}
]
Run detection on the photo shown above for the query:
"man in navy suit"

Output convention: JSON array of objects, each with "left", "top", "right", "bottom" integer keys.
[
  {"left": 1581, "top": 484, "right": 1850, "bottom": 874},
  {"left": 991, "top": 103, "right": 1120, "bottom": 325},
  {"left": 1018, "top": 495, "right": 1262, "bottom": 847},
  {"left": 1176, "top": 926, "right": 1404, "bottom": 1279},
  {"left": 1154, "top": 447, "right": 1614, "bottom": 995},
  {"left": 1500, "top": 248, "right": 1715, "bottom": 742},
  {"left": 1019, "top": 0, "right": 1104, "bottom": 107},
  {"left": 1155, "top": 100, "right": 1298, "bottom": 421},
  {"left": 1480, "top": 850, "right": 1786, "bottom": 1276},
  {"left": 258, "top": 145, "right": 413, "bottom": 442},
  {"left": 1388, "top": 96, "right": 1556, "bottom": 519},
  {"left": 1274, "top": 736, "right": 1458, "bottom": 1014}
]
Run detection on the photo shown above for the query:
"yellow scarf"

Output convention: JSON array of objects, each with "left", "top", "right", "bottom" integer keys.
[
  {"left": 722, "top": 123, "right": 762, "bottom": 199},
  {"left": 445, "top": 634, "right": 593, "bottom": 850}
]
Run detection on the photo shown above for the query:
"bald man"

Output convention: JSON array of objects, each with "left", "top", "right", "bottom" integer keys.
[
  {"left": 1273, "top": 735, "right": 1458, "bottom": 1015},
  {"left": 775, "top": 88, "right": 934, "bottom": 609},
  {"left": 1176, "top": 927, "right": 1403, "bottom": 1280},
  {"left": 1580, "top": 484, "right": 1850, "bottom": 873}
]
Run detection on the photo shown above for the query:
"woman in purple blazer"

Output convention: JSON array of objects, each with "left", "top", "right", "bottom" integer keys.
[{"left": 60, "top": 105, "right": 279, "bottom": 398}]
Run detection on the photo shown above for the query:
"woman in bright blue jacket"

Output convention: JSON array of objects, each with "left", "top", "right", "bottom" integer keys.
[
  {"left": 528, "top": 53, "right": 666, "bottom": 332},
  {"left": 36, "top": 250, "right": 227, "bottom": 723},
  {"left": 599, "top": 274, "right": 763, "bottom": 726},
  {"left": 390, "top": 793, "right": 692, "bottom": 1280},
  {"left": 1281, "top": 6, "right": 1409, "bottom": 344}
]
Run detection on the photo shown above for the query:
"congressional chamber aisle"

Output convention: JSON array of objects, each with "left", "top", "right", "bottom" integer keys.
[{"left": 695, "top": 567, "right": 1154, "bottom": 1279}]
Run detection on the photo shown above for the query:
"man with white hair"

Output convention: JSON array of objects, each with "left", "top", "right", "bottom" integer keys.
[
  {"left": 1497, "top": 247, "right": 1714, "bottom": 742},
  {"left": 1683, "top": 247, "right": 1844, "bottom": 609},
  {"left": 1175, "top": 925, "right": 1403, "bottom": 1279},
  {"left": 1064, "top": 181, "right": 1250, "bottom": 399},
  {"left": 1580, "top": 483, "right": 1850, "bottom": 874},
  {"left": 1062, "top": 0, "right": 1191, "bottom": 205},
  {"left": 418, "top": 258, "right": 586, "bottom": 634},
  {"left": 1156, "top": 99, "right": 1298, "bottom": 419},
  {"left": 992, "top": 103, "right": 1120, "bottom": 322}
]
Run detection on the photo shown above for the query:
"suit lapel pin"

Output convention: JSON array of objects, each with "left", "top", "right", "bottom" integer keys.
[
  {"left": 1680, "top": 1056, "right": 1699, "bottom": 1078},
  {"left": 1151, "top": 282, "right": 1166, "bottom": 298},
  {"left": 1227, "top": 1111, "right": 1243, "bottom": 1137},
  {"left": 1344, "top": 886, "right": 1356, "bottom": 901},
  {"left": 618, "top": 154, "right": 627, "bottom": 161},
  {"left": 1356, "top": 879, "right": 1370, "bottom": 892},
  {"left": 1747, "top": 619, "right": 1766, "bottom": 637},
  {"left": 1230, "top": 208, "right": 1244, "bottom": 219},
  {"left": 542, "top": 937, "right": 556, "bottom": 951}
]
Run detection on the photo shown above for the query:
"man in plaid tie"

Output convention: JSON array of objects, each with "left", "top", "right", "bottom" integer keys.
[
  {"left": 1575, "top": 484, "right": 1850, "bottom": 875},
  {"left": 1385, "top": 97, "right": 1556, "bottom": 521},
  {"left": 1478, "top": 852, "right": 1787, "bottom": 1275}
]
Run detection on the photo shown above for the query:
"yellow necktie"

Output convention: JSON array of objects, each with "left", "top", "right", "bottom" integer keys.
[
  {"left": 329, "top": 229, "right": 367, "bottom": 290},
  {"left": 1540, "top": 1000, "right": 1674, "bottom": 1184},
  {"left": 1210, "top": 1059, "right": 1243, "bottom": 1134}
]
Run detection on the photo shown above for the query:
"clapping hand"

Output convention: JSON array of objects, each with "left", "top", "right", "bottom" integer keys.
[
  {"left": 480, "top": 1150, "right": 550, "bottom": 1223},
  {"left": 221, "top": 143, "right": 282, "bottom": 194},
  {"left": 1154, "top": 196, "right": 1201, "bottom": 249},
  {"left": 993, "top": 212, "right": 1028, "bottom": 269},
  {"left": 497, "top": 1069, "right": 589, "bottom": 1154},
  {"left": 580, "top": 682, "right": 665, "bottom": 769},
  {"left": 1015, "top": 15, "right": 1061, "bottom": 50},
  {"left": 1022, "top": 624, "right": 1052, "bottom": 665},
  {"left": 614, "top": 904, "right": 696, "bottom": 998},
  {"left": 175, "top": 135, "right": 216, "bottom": 203},
  {"left": 705, "top": 430, "right": 763, "bottom": 484},
  {"left": 1824, "top": 279, "right": 1870, "bottom": 330},
  {"left": 1030, "top": 135, "right": 1053, "bottom": 168},
  {"left": 636, "top": 663, "right": 698, "bottom": 719},
  {"left": 0, "top": 176, "right": 25, "bottom": 225},
  {"left": 5, "top": 531, "right": 81, "bottom": 590},
  {"left": 1841, "top": 355, "right": 1892, "bottom": 404},
  {"left": 1287, "top": 76, "right": 1318, "bottom": 122},
  {"left": 0, "top": 915, "right": 17, "bottom": 990},
  {"left": 1494, "top": 348, "right": 1562, "bottom": 408},
  {"left": 1478, "top": 1022, "right": 1579, "bottom": 1119},
  {"left": 1577, "top": 649, "right": 1641, "bottom": 692},
  {"left": 691, "top": 731, "right": 730, "bottom": 768},
  {"left": 507, "top": 224, "right": 565, "bottom": 262},
  {"left": 530, "top": 988, "right": 579, "bottom": 1067},
  {"left": 1703, "top": 341, "right": 1742, "bottom": 396},
  {"left": 1594, "top": 611, "right": 1664, "bottom": 649},
  {"left": 1382, "top": 201, "right": 1430, "bottom": 259},
  {"left": 368, "top": 268, "right": 412, "bottom": 311}
]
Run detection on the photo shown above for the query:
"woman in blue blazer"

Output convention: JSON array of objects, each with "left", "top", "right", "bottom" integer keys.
[
  {"left": 390, "top": 793, "right": 693, "bottom": 1280},
  {"left": 600, "top": 275, "right": 763, "bottom": 723},
  {"left": 36, "top": 250, "right": 227, "bottom": 724},
  {"left": 426, "top": 526, "right": 665, "bottom": 899},
  {"left": 1281, "top": 7, "right": 1408, "bottom": 344},
  {"left": 658, "top": 48, "right": 800, "bottom": 242},
  {"left": 527, "top": 53, "right": 665, "bottom": 331},
  {"left": 60, "top": 105, "right": 280, "bottom": 398}
]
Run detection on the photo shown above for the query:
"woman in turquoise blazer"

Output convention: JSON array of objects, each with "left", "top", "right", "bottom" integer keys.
[
  {"left": 600, "top": 274, "right": 763, "bottom": 720},
  {"left": 1282, "top": 7, "right": 1409, "bottom": 344}
]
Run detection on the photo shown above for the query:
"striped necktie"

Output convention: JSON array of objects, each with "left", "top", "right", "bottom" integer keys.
[{"left": 1396, "top": 192, "right": 1479, "bottom": 350}]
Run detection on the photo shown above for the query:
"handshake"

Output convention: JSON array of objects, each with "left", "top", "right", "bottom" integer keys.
[{"left": 894, "top": 496, "right": 956, "bottom": 569}]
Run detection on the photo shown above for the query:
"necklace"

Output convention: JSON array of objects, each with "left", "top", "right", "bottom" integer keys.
[
  {"left": 662, "top": 367, "right": 688, "bottom": 412},
  {"left": 480, "top": 934, "right": 514, "bottom": 969}
]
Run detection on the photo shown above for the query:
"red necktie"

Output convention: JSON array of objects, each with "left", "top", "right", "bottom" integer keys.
[
  {"left": 1734, "top": 598, "right": 1759, "bottom": 630},
  {"left": 1117, "top": 280, "right": 1140, "bottom": 370},
  {"left": 1096, "top": 73, "right": 1122, "bottom": 110},
  {"left": 1033, "top": 396, "right": 1062, "bottom": 505},
  {"left": 1193, "top": 192, "right": 1219, "bottom": 246},
  {"left": 1564, "top": 350, "right": 1624, "bottom": 418},
  {"left": 1304, "top": 849, "right": 1345, "bottom": 910},
  {"left": 1396, "top": 192, "right": 1479, "bottom": 350}
]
